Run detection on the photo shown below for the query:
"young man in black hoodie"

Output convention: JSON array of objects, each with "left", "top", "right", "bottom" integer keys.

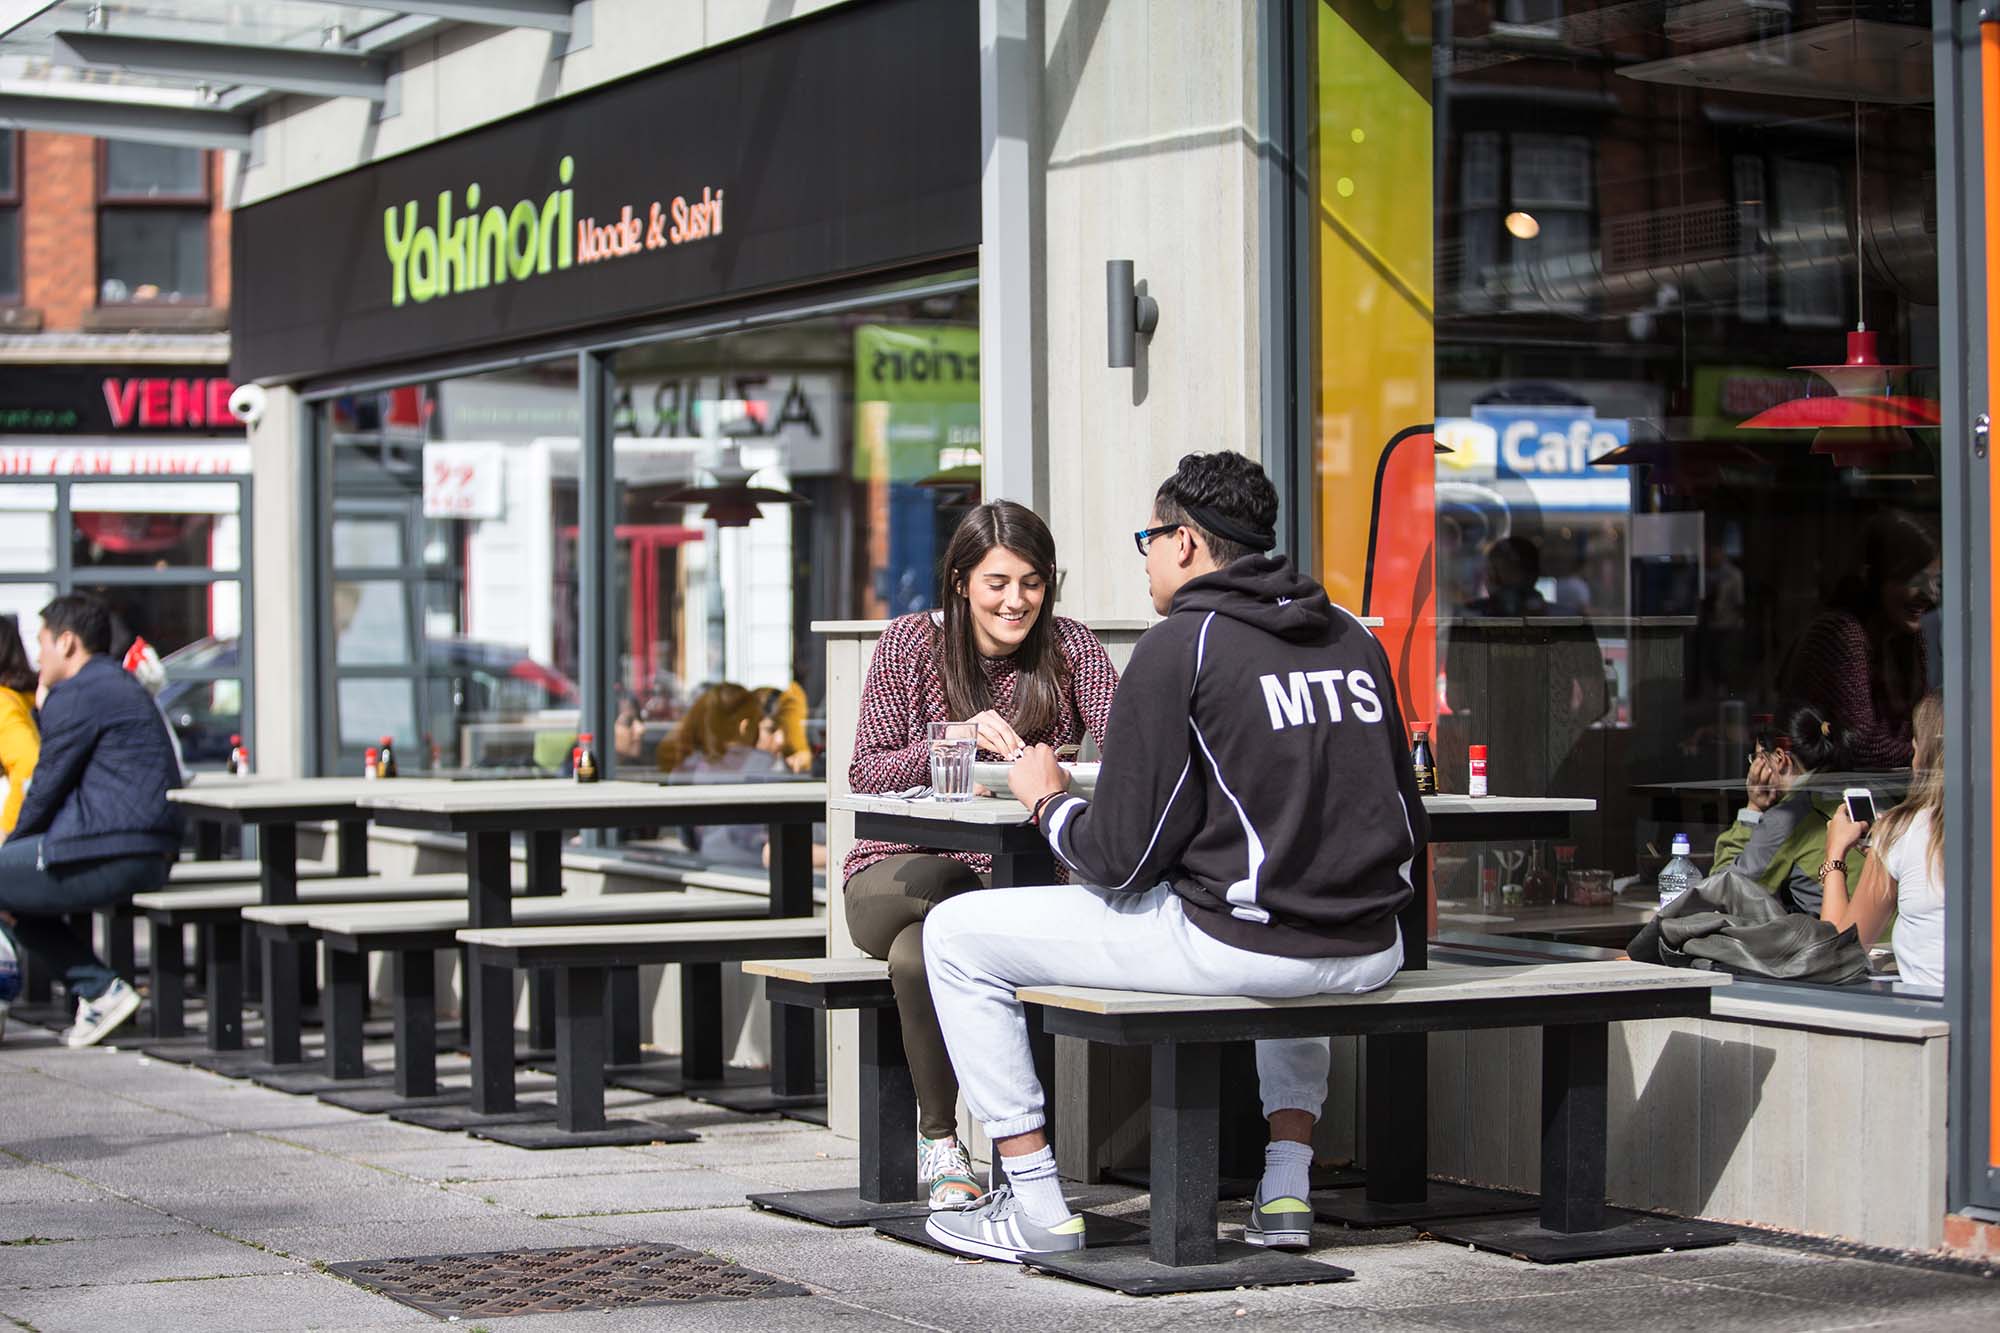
[{"left": 922, "top": 451, "right": 1428, "bottom": 1262}]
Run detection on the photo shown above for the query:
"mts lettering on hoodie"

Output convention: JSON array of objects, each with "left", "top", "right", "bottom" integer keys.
[{"left": 1258, "top": 669, "right": 1385, "bottom": 731}]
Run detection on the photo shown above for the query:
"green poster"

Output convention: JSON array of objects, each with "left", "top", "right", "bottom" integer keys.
[{"left": 853, "top": 324, "right": 981, "bottom": 481}]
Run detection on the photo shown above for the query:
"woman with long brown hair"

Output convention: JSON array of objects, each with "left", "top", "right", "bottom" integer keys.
[
  {"left": 1822, "top": 689, "right": 1946, "bottom": 990},
  {"left": 844, "top": 500, "right": 1118, "bottom": 1208}
]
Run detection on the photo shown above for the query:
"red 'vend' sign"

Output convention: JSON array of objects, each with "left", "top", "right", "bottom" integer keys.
[{"left": 101, "top": 378, "right": 236, "bottom": 429}]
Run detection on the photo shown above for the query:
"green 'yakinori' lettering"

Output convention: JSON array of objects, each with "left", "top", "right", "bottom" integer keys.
[{"left": 384, "top": 156, "right": 576, "bottom": 307}]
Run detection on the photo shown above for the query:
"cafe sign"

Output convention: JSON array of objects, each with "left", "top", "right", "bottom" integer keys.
[{"left": 232, "top": 0, "right": 977, "bottom": 384}]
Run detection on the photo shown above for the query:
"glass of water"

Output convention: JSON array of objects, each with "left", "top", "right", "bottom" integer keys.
[{"left": 928, "top": 721, "right": 978, "bottom": 802}]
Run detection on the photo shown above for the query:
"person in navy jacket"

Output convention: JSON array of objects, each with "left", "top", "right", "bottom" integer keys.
[{"left": 0, "top": 594, "right": 183, "bottom": 1047}]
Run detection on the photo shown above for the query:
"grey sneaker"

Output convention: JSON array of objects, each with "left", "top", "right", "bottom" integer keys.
[
  {"left": 64, "top": 979, "right": 140, "bottom": 1048},
  {"left": 1244, "top": 1194, "right": 1315, "bottom": 1249},
  {"left": 922, "top": 1185, "right": 1086, "bottom": 1263}
]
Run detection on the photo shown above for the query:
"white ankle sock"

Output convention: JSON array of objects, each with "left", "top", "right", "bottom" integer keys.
[
  {"left": 1260, "top": 1139, "right": 1314, "bottom": 1204},
  {"left": 1000, "top": 1145, "right": 1072, "bottom": 1226}
]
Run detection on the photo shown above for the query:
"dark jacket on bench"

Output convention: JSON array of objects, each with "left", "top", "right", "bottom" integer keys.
[
  {"left": 14, "top": 654, "right": 184, "bottom": 867},
  {"left": 1040, "top": 555, "right": 1426, "bottom": 959}
]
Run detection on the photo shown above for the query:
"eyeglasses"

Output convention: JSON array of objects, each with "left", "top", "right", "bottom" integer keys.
[{"left": 1133, "top": 524, "right": 1179, "bottom": 556}]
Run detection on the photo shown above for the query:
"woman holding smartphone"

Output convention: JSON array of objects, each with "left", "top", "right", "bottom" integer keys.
[
  {"left": 1711, "top": 702, "right": 1856, "bottom": 916},
  {"left": 1822, "top": 690, "right": 1945, "bottom": 990},
  {"left": 844, "top": 501, "right": 1118, "bottom": 1209}
]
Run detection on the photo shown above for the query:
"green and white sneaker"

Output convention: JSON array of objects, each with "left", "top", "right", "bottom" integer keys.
[
  {"left": 1244, "top": 1195, "right": 1315, "bottom": 1249},
  {"left": 919, "top": 1135, "right": 982, "bottom": 1211},
  {"left": 923, "top": 1185, "right": 1086, "bottom": 1263}
]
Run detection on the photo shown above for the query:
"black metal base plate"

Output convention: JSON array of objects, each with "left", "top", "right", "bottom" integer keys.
[
  {"left": 189, "top": 1050, "right": 318, "bottom": 1079},
  {"left": 327, "top": 1242, "right": 806, "bottom": 1319},
  {"left": 391, "top": 1099, "right": 560, "bottom": 1132},
  {"left": 779, "top": 1103, "right": 829, "bottom": 1128},
  {"left": 746, "top": 1187, "right": 929, "bottom": 1228},
  {"left": 253, "top": 1067, "right": 392, "bottom": 1096},
  {"left": 472, "top": 1118, "right": 700, "bottom": 1150},
  {"left": 1311, "top": 1180, "right": 1540, "bottom": 1228},
  {"left": 1426, "top": 1208, "right": 1738, "bottom": 1263},
  {"left": 693, "top": 1083, "right": 826, "bottom": 1117},
  {"left": 8, "top": 1002, "right": 70, "bottom": 1030},
  {"left": 874, "top": 1209, "right": 1146, "bottom": 1254},
  {"left": 1102, "top": 1162, "right": 1367, "bottom": 1198},
  {"left": 320, "top": 1084, "right": 471, "bottom": 1114},
  {"left": 1028, "top": 1241, "right": 1353, "bottom": 1296},
  {"left": 137, "top": 1038, "right": 228, "bottom": 1064},
  {"left": 602, "top": 1061, "right": 766, "bottom": 1098}
]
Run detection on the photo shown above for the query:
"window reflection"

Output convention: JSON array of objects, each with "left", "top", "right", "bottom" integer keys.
[{"left": 1314, "top": 0, "right": 1943, "bottom": 982}]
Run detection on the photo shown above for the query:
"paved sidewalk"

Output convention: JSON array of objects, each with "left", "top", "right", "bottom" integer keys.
[{"left": 2, "top": 1021, "right": 1996, "bottom": 1332}]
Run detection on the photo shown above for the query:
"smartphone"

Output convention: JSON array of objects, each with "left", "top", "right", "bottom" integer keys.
[{"left": 1843, "top": 787, "right": 1878, "bottom": 824}]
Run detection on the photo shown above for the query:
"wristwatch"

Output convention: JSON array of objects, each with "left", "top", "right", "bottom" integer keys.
[{"left": 1815, "top": 858, "right": 1847, "bottom": 882}]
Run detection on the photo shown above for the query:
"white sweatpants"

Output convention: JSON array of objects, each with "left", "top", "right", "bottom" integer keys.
[{"left": 922, "top": 881, "right": 1403, "bottom": 1141}]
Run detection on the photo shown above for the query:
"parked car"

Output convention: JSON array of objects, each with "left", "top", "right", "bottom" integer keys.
[{"left": 158, "top": 636, "right": 578, "bottom": 769}]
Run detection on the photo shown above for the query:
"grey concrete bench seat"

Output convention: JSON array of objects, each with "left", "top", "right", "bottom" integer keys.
[
  {"left": 131, "top": 875, "right": 474, "bottom": 1045},
  {"left": 167, "top": 858, "right": 346, "bottom": 886},
  {"left": 450, "top": 918, "right": 826, "bottom": 1146},
  {"left": 1007, "top": 961, "right": 1733, "bottom": 1291},
  {"left": 260, "top": 891, "right": 761, "bottom": 1101}
]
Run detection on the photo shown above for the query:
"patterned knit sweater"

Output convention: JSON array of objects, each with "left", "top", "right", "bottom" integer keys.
[
  {"left": 843, "top": 612, "right": 1119, "bottom": 883},
  {"left": 1782, "top": 611, "right": 1925, "bottom": 770}
]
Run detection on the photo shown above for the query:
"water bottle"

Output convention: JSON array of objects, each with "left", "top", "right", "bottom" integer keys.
[{"left": 1657, "top": 833, "right": 1698, "bottom": 909}]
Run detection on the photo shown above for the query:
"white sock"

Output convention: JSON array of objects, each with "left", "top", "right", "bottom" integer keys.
[
  {"left": 1260, "top": 1139, "right": 1314, "bottom": 1204},
  {"left": 999, "top": 1145, "right": 1072, "bottom": 1226}
]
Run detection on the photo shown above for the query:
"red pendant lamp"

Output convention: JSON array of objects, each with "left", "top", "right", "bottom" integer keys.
[{"left": 1739, "top": 108, "right": 1939, "bottom": 467}]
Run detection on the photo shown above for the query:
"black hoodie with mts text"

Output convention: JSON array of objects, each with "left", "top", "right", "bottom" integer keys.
[{"left": 1040, "top": 555, "right": 1427, "bottom": 958}]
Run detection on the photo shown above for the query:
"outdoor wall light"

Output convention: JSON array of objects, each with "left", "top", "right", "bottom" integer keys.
[{"left": 1107, "top": 259, "right": 1159, "bottom": 368}]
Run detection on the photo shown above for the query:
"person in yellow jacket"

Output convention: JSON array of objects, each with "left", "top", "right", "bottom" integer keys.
[{"left": 0, "top": 615, "right": 39, "bottom": 836}]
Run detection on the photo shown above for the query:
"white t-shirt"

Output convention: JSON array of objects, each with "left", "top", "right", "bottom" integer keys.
[{"left": 1880, "top": 809, "right": 1945, "bottom": 991}]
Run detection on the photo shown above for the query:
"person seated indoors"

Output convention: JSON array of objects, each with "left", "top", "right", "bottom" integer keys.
[
  {"left": 920, "top": 452, "right": 1426, "bottom": 1262},
  {"left": 1822, "top": 689, "right": 1946, "bottom": 991},
  {"left": 1711, "top": 703, "right": 1860, "bottom": 917},
  {"left": 844, "top": 499, "right": 1119, "bottom": 1212}
]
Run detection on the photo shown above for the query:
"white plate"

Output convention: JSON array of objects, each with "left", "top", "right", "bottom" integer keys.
[{"left": 972, "top": 761, "right": 1100, "bottom": 791}]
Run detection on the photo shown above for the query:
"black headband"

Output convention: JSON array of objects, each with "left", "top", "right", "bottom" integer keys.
[{"left": 1183, "top": 503, "right": 1276, "bottom": 553}]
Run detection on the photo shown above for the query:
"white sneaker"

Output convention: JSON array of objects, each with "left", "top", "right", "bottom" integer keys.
[
  {"left": 919, "top": 1135, "right": 982, "bottom": 1211},
  {"left": 63, "top": 979, "right": 140, "bottom": 1048}
]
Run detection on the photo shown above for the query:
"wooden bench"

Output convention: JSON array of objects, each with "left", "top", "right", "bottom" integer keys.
[
  {"left": 132, "top": 874, "right": 470, "bottom": 1054},
  {"left": 453, "top": 918, "right": 828, "bottom": 1148},
  {"left": 246, "top": 890, "right": 760, "bottom": 1107},
  {"left": 741, "top": 958, "right": 919, "bottom": 1226},
  {"left": 998, "top": 961, "right": 1733, "bottom": 1294}
]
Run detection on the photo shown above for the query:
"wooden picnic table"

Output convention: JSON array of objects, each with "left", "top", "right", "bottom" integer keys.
[
  {"left": 165, "top": 777, "right": 459, "bottom": 1068},
  {"left": 356, "top": 778, "right": 827, "bottom": 1130},
  {"left": 834, "top": 788, "right": 1596, "bottom": 1225}
]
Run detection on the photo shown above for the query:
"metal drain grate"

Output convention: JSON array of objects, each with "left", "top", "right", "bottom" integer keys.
[{"left": 327, "top": 1243, "right": 809, "bottom": 1318}]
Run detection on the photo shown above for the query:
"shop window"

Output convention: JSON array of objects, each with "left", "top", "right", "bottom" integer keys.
[
  {"left": 0, "top": 133, "right": 19, "bottom": 302},
  {"left": 1313, "top": 0, "right": 1944, "bottom": 995},
  {"left": 97, "top": 141, "right": 210, "bottom": 305},
  {"left": 325, "top": 364, "right": 581, "bottom": 775}
]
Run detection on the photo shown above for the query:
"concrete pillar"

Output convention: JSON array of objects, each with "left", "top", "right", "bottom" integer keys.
[{"left": 248, "top": 385, "right": 309, "bottom": 779}]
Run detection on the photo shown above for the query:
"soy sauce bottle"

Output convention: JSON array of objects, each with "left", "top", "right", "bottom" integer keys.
[
  {"left": 1410, "top": 725, "right": 1438, "bottom": 795},
  {"left": 377, "top": 735, "right": 398, "bottom": 779},
  {"left": 575, "top": 732, "right": 600, "bottom": 783}
]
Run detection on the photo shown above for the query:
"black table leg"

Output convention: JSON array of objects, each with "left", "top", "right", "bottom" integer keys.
[
  {"left": 323, "top": 945, "right": 369, "bottom": 1080},
  {"left": 555, "top": 964, "right": 608, "bottom": 1134},
  {"left": 1152, "top": 1039, "right": 1221, "bottom": 1267},
  {"left": 1427, "top": 1019, "right": 1736, "bottom": 1261},
  {"left": 607, "top": 966, "right": 642, "bottom": 1067},
  {"left": 746, "top": 1001, "right": 929, "bottom": 1228},
  {"left": 195, "top": 820, "right": 223, "bottom": 862},
  {"left": 102, "top": 907, "right": 135, "bottom": 984},
  {"left": 989, "top": 847, "right": 1056, "bottom": 888},
  {"left": 393, "top": 949, "right": 439, "bottom": 1099},
  {"left": 768, "top": 820, "right": 819, "bottom": 1098},
  {"left": 335, "top": 820, "right": 370, "bottom": 878},
  {"left": 465, "top": 828, "right": 517, "bottom": 1115},
  {"left": 204, "top": 922, "right": 243, "bottom": 1051},
  {"left": 260, "top": 931, "right": 303, "bottom": 1067},
  {"left": 148, "top": 916, "right": 186, "bottom": 1039},
  {"left": 526, "top": 832, "right": 561, "bottom": 1053},
  {"left": 680, "top": 963, "right": 724, "bottom": 1083},
  {"left": 1362, "top": 1032, "right": 1426, "bottom": 1206}
]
